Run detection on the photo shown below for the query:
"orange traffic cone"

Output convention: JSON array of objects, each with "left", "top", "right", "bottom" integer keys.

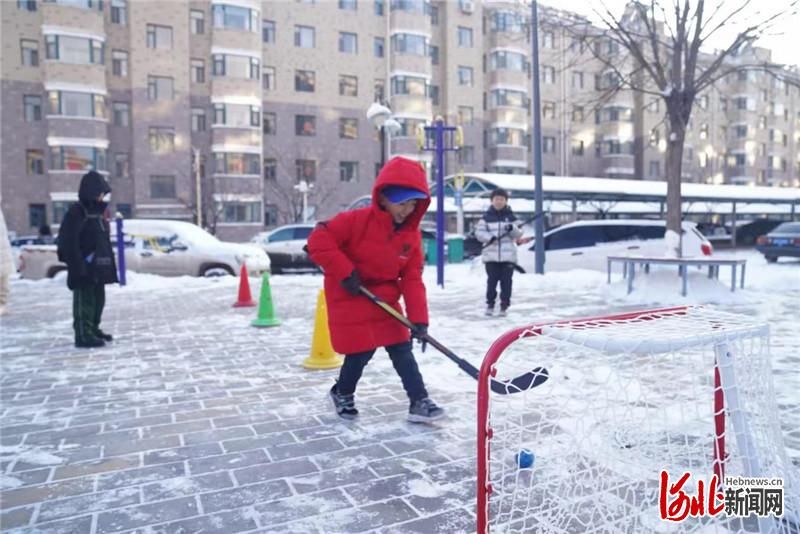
[{"left": 232, "top": 264, "right": 256, "bottom": 307}]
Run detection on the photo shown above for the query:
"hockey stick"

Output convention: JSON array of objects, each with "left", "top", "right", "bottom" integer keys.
[
  {"left": 358, "top": 286, "right": 549, "bottom": 395},
  {"left": 479, "top": 211, "right": 547, "bottom": 251}
]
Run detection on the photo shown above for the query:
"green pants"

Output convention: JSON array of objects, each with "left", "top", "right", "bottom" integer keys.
[{"left": 72, "top": 284, "right": 105, "bottom": 342}]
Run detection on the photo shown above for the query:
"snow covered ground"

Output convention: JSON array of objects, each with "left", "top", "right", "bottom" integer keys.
[{"left": 0, "top": 249, "right": 797, "bottom": 533}]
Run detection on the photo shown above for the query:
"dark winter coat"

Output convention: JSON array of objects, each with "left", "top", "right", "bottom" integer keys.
[
  {"left": 59, "top": 171, "right": 118, "bottom": 290},
  {"left": 307, "top": 157, "right": 430, "bottom": 354},
  {"left": 474, "top": 206, "right": 522, "bottom": 264}
]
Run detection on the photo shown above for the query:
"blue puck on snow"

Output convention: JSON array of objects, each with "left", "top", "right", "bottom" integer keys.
[{"left": 516, "top": 449, "right": 535, "bottom": 469}]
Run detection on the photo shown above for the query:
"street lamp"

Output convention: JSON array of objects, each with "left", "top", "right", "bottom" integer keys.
[
  {"left": 294, "top": 180, "right": 313, "bottom": 222},
  {"left": 366, "top": 101, "right": 401, "bottom": 168}
]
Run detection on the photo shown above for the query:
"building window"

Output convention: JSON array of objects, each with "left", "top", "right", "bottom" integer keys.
[
  {"left": 111, "top": 0, "right": 127, "bottom": 24},
  {"left": 699, "top": 123, "right": 708, "bottom": 139},
  {"left": 374, "top": 79, "right": 384, "bottom": 102},
  {"left": 211, "top": 54, "right": 260, "bottom": 79},
  {"left": 340, "top": 161, "right": 359, "bottom": 182},
  {"left": 264, "top": 158, "right": 277, "bottom": 180},
  {"left": 26, "top": 149, "right": 44, "bottom": 174},
  {"left": 429, "top": 44, "right": 439, "bottom": 65},
  {"left": 112, "top": 102, "right": 129, "bottom": 126},
  {"left": 571, "top": 105, "right": 584, "bottom": 122},
  {"left": 296, "top": 159, "right": 316, "bottom": 182},
  {"left": 542, "top": 31, "right": 554, "bottom": 48},
  {"left": 262, "top": 19, "right": 275, "bottom": 43},
  {"left": 571, "top": 71, "right": 584, "bottom": 89},
  {"left": 263, "top": 111, "right": 276, "bottom": 134},
  {"left": 339, "top": 32, "right": 358, "bottom": 54},
  {"left": 374, "top": 37, "right": 384, "bottom": 58},
  {"left": 295, "top": 115, "right": 316, "bottom": 136},
  {"left": 340, "top": 118, "right": 358, "bottom": 139},
  {"left": 51, "top": 201, "right": 70, "bottom": 225},
  {"left": 491, "top": 89, "right": 526, "bottom": 108},
  {"left": 149, "top": 127, "right": 176, "bottom": 153},
  {"left": 20, "top": 39, "right": 39, "bottom": 66},
  {"left": 29, "top": 204, "right": 47, "bottom": 229},
  {"left": 44, "top": 34, "right": 104, "bottom": 64},
  {"left": 339, "top": 75, "right": 358, "bottom": 97},
  {"left": 391, "top": 75, "right": 428, "bottom": 96},
  {"left": 543, "top": 136, "right": 556, "bottom": 153},
  {"left": 458, "top": 26, "right": 473, "bottom": 47},
  {"left": 458, "top": 146, "right": 475, "bottom": 165},
  {"left": 262, "top": 66, "right": 275, "bottom": 90},
  {"left": 542, "top": 101, "right": 556, "bottom": 119},
  {"left": 221, "top": 202, "right": 261, "bottom": 223},
  {"left": 735, "top": 125, "right": 748, "bottom": 139},
  {"left": 489, "top": 50, "right": 526, "bottom": 72},
  {"left": 374, "top": 0, "right": 384, "bottom": 15},
  {"left": 429, "top": 4, "right": 438, "bottom": 24},
  {"left": 571, "top": 139, "right": 584, "bottom": 156},
  {"left": 23, "top": 95, "right": 42, "bottom": 122},
  {"left": 17, "top": 0, "right": 37, "bottom": 11},
  {"left": 191, "top": 108, "right": 206, "bottom": 132},
  {"left": 295, "top": 70, "right": 315, "bottom": 92},
  {"left": 146, "top": 24, "right": 173, "bottom": 49},
  {"left": 190, "top": 59, "right": 205, "bottom": 83},
  {"left": 294, "top": 25, "right": 315, "bottom": 48},
  {"left": 147, "top": 76, "right": 174, "bottom": 100},
  {"left": 491, "top": 11, "right": 525, "bottom": 33},
  {"left": 649, "top": 160, "right": 661, "bottom": 177},
  {"left": 649, "top": 128, "right": 660, "bottom": 146},
  {"left": 212, "top": 104, "right": 261, "bottom": 127},
  {"left": 430, "top": 84, "right": 439, "bottom": 105},
  {"left": 112, "top": 50, "right": 128, "bottom": 76},
  {"left": 458, "top": 66, "right": 473, "bottom": 86},
  {"left": 212, "top": 4, "right": 259, "bottom": 32},
  {"left": 150, "top": 175, "right": 176, "bottom": 199},
  {"left": 458, "top": 106, "right": 473, "bottom": 125},
  {"left": 50, "top": 146, "right": 107, "bottom": 171},
  {"left": 214, "top": 153, "right": 260, "bottom": 175},
  {"left": 542, "top": 65, "right": 556, "bottom": 84},
  {"left": 114, "top": 153, "right": 129, "bottom": 178},
  {"left": 191, "top": 9, "right": 205, "bottom": 34},
  {"left": 48, "top": 91, "right": 105, "bottom": 119},
  {"left": 391, "top": 33, "right": 427, "bottom": 56}
]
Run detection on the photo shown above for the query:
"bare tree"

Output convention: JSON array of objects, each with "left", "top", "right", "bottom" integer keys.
[{"left": 574, "top": 0, "right": 797, "bottom": 255}]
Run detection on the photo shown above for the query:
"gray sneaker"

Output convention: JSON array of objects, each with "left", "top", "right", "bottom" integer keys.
[
  {"left": 329, "top": 384, "right": 358, "bottom": 420},
  {"left": 407, "top": 398, "right": 445, "bottom": 423},
  {"left": 485, "top": 305, "right": 494, "bottom": 316}
]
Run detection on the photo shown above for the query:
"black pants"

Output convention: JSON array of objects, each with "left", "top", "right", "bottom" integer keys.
[
  {"left": 485, "top": 262, "right": 514, "bottom": 308},
  {"left": 73, "top": 284, "right": 105, "bottom": 342},
  {"left": 337, "top": 341, "right": 428, "bottom": 402}
]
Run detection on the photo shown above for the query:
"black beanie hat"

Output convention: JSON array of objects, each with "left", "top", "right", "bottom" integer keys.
[{"left": 490, "top": 188, "right": 509, "bottom": 199}]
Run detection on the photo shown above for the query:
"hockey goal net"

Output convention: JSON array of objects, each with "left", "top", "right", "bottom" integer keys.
[{"left": 477, "top": 306, "right": 798, "bottom": 533}]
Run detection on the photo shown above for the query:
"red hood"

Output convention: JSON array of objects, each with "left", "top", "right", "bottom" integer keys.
[{"left": 371, "top": 157, "right": 430, "bottom": 230}]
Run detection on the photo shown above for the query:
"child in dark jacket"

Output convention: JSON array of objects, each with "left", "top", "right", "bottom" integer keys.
[
  {"left": 307, "top": 157, "right": 444, "bottom": 423},
  {"left": 58, "top": 171, "right": 118, "bottom": 348}
]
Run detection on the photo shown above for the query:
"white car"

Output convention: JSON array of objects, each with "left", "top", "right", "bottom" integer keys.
[
  {"left": 18, "top": 219, "right": 270, "bottom": 280},
  {"left": 250, "top": 224, "right": 319, "bottom": 274},
  {"left": 517, "top": 219, "right": 713, "bottom": 273}
]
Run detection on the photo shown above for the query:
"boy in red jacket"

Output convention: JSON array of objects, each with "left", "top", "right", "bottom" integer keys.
[{"left": 307, "top": 157, "right": 444, "bottom": 423}]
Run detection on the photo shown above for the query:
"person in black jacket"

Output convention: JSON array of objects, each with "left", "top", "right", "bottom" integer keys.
[{"left": 58, "top": 171, "right": 118, "bottom": 348}]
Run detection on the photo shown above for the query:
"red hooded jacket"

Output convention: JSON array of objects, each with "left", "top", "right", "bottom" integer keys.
[{"left": 307, "top": 157, "right": 430, "bottom": 354}]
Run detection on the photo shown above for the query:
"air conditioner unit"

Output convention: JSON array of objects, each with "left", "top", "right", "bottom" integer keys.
[{"left": 461, "top": 1, "right": 474, "bottom": 14}]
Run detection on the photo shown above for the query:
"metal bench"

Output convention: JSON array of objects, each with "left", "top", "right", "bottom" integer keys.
[{"left": 607, "top": 255, "right": 748, "bottom": 296}]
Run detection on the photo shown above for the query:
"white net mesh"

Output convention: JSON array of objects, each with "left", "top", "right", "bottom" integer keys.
[{"left": 483, "top": 306, "right": 799, "bottom": 533}]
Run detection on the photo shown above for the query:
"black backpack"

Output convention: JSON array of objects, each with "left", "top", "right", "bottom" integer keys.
[{"left": 56, "top": 203, "right": 87, "bottom": 262}]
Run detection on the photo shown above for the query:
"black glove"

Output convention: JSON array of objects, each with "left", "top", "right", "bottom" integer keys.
[
  {"left": 505, "top": 223, "right": 514, "bottom": 232},
  {"left": 340, "top": 270, "right": 361, "bottom": 296},
  {"left": 411, "top": 323, "right": 428, "bottom": 353}
]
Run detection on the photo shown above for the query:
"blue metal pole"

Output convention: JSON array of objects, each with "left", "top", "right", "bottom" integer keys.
[
  {"left": 435, "top": 119, "right": 445, "bottom": 288},
  {"left": 115, "top": 215, "right": 126, "bottom": 286},
  {"left": 531, "top": 0, "right": 545, "bottom": 274}
]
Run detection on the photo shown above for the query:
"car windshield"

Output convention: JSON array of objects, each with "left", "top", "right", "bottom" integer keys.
[
  {"left": 172, "top": 224, "right": 220, "bottom": 246},
  {"left": 773, "top": 222, "right": 800, "bottom": 233}
]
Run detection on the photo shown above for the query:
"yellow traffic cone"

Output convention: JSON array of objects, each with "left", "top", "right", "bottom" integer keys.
[{"left": 302, "top": 290, "right": 343, "bottom": 369}]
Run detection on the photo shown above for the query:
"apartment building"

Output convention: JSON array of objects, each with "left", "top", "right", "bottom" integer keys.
[{"left": 2, "top": 0, "right": 798, "bottom": 240}]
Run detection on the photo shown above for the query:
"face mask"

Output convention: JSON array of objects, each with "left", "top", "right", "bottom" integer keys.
[{"left": 102, "top": 193, "right": 112, "bottom": 203}]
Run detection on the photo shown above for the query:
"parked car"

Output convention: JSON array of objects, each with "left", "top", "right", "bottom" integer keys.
[
  {"left": 10, "top": 235, "right": 53, "bottom": 270},
  {"left": 250, "top": 223, "right": 319, "bottom": 274},
  {"left": 516, "top": 219, "right": 713, "bottom": 273},
  {"left": 730, "top": 219, "right": 784, "bottom": 247},
  {"left": 18, "top": 219, "right": 270, "bottom": 280},
  {"left": 755, "top": 222, "right": 800, "bottom": 263}
]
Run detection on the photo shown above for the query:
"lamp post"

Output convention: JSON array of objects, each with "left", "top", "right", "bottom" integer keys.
[
  {"left": 294, "top": 180, "right": 313, "bottom": 222},
  {"left": 531, "top": 0, "right": 545, "bottom": 274},
  {"left": 366, "top": 101, "right": 401, "bottom": 169},
  {"left": 421, "top": 116, "right": 461, "bottom": 288}
]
